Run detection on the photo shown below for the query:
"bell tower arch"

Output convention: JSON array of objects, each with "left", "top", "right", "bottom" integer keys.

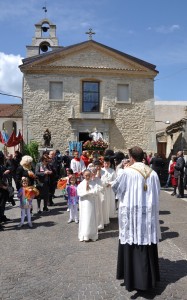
[{"left": 26, "top": 18, "right": 62, "bottom": 57}]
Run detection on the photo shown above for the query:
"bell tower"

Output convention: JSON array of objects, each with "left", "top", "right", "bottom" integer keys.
[{"left": 26, "top": 18, "right": 62, "bottom": 57}]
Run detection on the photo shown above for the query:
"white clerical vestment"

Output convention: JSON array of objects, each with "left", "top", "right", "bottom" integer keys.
[
  {"left": 101, "top": 167, "right": 116, "bottom": 224},
  {"left": 70, "top": 159, "right": 86, "bottom": 174},
  {"left": 112, "top": 162, "right": 161, "bottom": 245},
  {"left": 93, "top": 177, "right": 104, "bottom": 230},
  {"left": 77, "top": 179, "right": 103, "bottom": 241}
]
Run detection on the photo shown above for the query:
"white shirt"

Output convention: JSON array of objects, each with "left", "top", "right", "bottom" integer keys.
[{"left": 70, "top": 158, "right": 86, "bottom": 174}]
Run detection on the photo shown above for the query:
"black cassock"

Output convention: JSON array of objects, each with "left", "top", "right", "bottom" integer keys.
[{"left": 117, "top": 241, "right": 160, "bottom": 292}]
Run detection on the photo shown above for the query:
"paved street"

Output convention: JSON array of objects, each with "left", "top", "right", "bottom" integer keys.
[{"left": 0, "top": 188, "right": 187, "bottom": 300}]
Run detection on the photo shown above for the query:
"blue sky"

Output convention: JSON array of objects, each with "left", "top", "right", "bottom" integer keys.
[{"left": 0, "top": 0, "right": 187, "bottom": 104}]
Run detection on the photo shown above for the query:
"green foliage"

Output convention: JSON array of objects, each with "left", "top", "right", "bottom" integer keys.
[{"left": 23, "top": 141, "right": 39, "bottom": 163}]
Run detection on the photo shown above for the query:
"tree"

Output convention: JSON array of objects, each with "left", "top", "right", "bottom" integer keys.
[{"left": 23, "top": 141, "right": 39, "bottom": 164}]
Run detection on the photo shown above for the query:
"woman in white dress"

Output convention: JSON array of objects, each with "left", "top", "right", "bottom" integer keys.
[{"left": 77, "top": 170, "right": 102, "bottom": 242}]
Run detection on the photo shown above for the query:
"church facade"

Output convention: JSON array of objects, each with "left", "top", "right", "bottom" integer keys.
[{"left": 19, "top": 18, "right": 158, "bottom": 153}]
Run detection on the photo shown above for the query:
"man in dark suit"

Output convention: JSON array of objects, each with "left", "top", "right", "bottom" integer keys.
[
  {"left": 150, "top": 153, "right": 164, "bottom": 183},
  {"left": 174, "top": 151, "right": 185, "bottom": 198}
]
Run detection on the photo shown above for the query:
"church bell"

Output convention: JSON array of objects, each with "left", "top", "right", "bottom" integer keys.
[{"left": 40, "top": 43, "right": 48, "bottom": 52}]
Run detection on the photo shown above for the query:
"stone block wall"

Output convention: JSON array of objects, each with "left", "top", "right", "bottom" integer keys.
[{"left": 23, "top": 71, "right": 156, "bottom": 154}]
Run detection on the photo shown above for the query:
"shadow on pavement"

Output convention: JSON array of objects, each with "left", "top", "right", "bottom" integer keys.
[
  {"left": 98, "top": 230, "right": 118, "bottom": 240},
  {"left": 43, "top": 207, "right": 65, "bottom": 215},
  {"left": 98, "top": 218, "right": 119, "bottom": 240},
  {"left": 3, "top": 221, "right": 56, "bottom": 231},
  {"left": 159, "top": 210, "right": 171, "bottom": 215},
  {"left": 160, "top": 224, "right": 179, "bottom": 241},
  {"left": 129, "top": 258, "right": 187, "bottom": 299},
  {"left": 161, "top": 230, "right": 179, "bottom": 241}
]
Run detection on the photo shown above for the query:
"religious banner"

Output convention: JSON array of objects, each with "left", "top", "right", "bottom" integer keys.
[
  {"left": 68, "top": 141, "right": 82, "bottom": 156},
  {"left": 0, "top": 130, "right": 9, "bottom": 144},
  {"left": 0, "top": 130, "right": 23, "bottom": 147}
]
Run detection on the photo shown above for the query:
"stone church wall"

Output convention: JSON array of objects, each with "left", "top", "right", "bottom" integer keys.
[{"left": 23, "top": 72, "right": 156, "bottom": 153}]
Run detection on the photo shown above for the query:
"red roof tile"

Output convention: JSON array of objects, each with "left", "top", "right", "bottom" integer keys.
[{"left": 0, "top": 104, "right": 22, "bottom": 118}]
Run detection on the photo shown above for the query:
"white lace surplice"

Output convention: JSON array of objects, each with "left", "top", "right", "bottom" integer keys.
[{"left": 112, "top": 163, "right": 161, "bottom": 245}]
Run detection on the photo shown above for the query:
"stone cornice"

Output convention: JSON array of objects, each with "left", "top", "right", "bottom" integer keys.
[{"left": 21, "top": 65, "right": 156, "bottom": 77}]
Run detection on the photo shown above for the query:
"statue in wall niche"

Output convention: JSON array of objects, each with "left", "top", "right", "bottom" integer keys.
[
  {"left": 43, "top": 128, "right": 51, "bottom": 147},
  {"left": 89, "top": 127, "right": 103, "bottom": 141}
]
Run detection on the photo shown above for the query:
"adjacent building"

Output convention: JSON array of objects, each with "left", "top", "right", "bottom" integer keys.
[{"left": 0, "top": 104, "right": 22, "bottom": 153}]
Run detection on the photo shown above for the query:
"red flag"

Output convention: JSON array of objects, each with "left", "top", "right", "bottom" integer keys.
[
  {"left": 6, "top": 130, "right": 23, "bottom": 147},
  {"left": 6, "top": 130, "right": 17, "bottom": 147},
  {"left": 0, "top": 130, "right": 23, "bottom": 147},
  {"left": 16, "top": 130, "right": 23, "bottom": 143}
]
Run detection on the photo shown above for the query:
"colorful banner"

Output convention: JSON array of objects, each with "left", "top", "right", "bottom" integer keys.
[{"left": 0, "top": 130, "right": 23, "bottom": 147}]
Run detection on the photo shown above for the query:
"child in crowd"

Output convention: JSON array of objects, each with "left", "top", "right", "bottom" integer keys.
[
  {"left": 169, "top": 155, "right": 178, "bottom": 196},
  {"left": 17, "top": 177, "right": 39, "bottom": 228},
  {"left": 63, "top": 168, "right": 73, "bottom": 211},
  {"left": 77, "top": 169, "right": 103, "bottom": 242},
  {"left": 66, "top": 174, "right": 79, "bottom": 224},
  {"left": 57, "top": 168, "right": 74, "bottom": 211},
  {"left": 90, "top": 164, "right": 104, "bottom": 230}
]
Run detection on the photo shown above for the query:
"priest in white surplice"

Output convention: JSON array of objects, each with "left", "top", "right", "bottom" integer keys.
[
  {"left": 77, "top": 169, "right": 103, "bottom": 242},
  {"left": 112, "top": 146, "right": 161, "bottom": 292}
]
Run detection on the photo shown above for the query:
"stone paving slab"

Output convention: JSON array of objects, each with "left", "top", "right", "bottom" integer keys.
[{"left": 0, "top": 189, "right": 187, "bottom": 300}]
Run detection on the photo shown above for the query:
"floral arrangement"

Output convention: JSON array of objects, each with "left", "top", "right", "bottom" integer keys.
[{"left": 83, "top": 138, "right": 108, "bottom": 150}]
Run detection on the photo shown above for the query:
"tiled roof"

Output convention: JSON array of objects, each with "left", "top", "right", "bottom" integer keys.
[
  {"left": 0, "top": 104, "right": 22, "bottom": 118},
  {"left": 20, "top": 40, "right": 158, "bottom": 72}
]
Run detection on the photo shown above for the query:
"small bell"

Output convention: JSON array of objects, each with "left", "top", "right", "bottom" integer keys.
[{"left": 144, "top": 183, "right": 147, "bottom": 191}]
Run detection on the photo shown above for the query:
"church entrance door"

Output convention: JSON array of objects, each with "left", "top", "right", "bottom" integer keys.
[{"left": 79, "top": 132, "right": 92, "bottom": 143}]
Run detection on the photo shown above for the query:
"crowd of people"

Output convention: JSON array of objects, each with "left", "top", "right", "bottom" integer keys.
[
  {"left": 1, "top": 145, "right": 186, "bottom": 293},
  {"left": 165, "top": 150, "right": 186, "bottom": 198}
]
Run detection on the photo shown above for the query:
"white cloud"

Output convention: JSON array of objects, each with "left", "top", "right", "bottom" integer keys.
[
  {"left": 80, "top": 22, "right": 91, "bottom": 28},
  {"left": 155, "top": 24, "right": 180, "bottom": 34},
  {"left": 0, "top": 52, "right": 23, "bottom": 97}
]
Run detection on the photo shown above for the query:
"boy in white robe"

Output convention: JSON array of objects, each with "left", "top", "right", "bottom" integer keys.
[
  {"left": 90, "top": 163, "right": 104, "bottom": 230},
  {"left": 77, "top": 170, "right": 103, "bottom": 242},
  {"left": 101, "top": 156, "right": 116, "bottom": 224}
]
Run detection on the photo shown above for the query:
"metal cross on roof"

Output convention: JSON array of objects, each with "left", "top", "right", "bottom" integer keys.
[
  {"left": 85, "top": 28, "right": 95, "bottom": 40},
  {"left": 42, "top": 1, "right": 47, "bottom": 17}
]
